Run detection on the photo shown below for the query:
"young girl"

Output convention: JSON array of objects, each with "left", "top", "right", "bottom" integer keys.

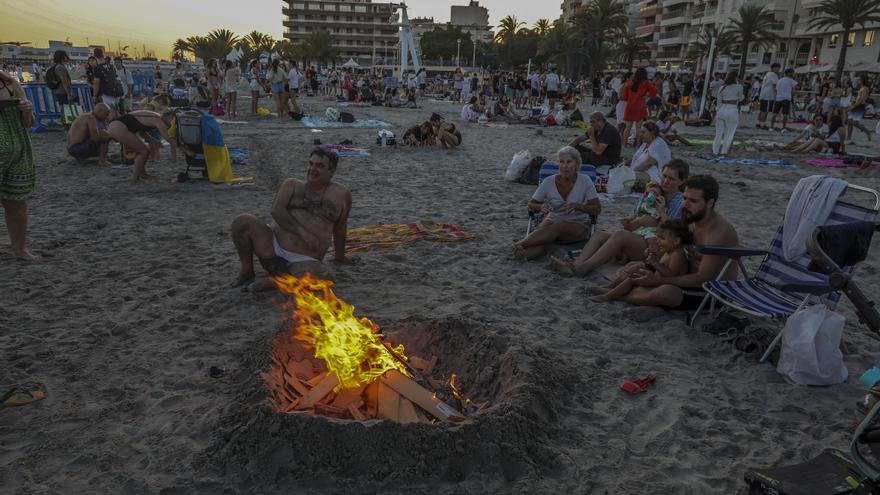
[
  {"left": 656, "top": 110, "right": 691, "bottom": 145},
  {"left": 593, "top": 219, "right": 692, "bottom": 302}
]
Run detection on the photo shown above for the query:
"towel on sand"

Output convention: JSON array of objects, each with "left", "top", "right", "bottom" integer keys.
[
  {"left": 301, "top": 117, "right": 390, "bottom": 128},
  {"left": 697, "top": 154, "right": 799, "bottom": 169},
  {"left": 319, "top": 144, "right": 370, "bottom": 157},
  {"left": 228, "top": 148, "right": 250, "bottom": 165},
  {"left": 345, "top": 220, "right": 477, "bottom": 254},
  {"left": 690, "top": 138, "right": 742, "bottom": 145},
  {"left": 804, "top": 158, "right": 880, "bottom": 169}
]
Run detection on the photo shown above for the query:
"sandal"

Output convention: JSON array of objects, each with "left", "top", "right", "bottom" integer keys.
[
  {"left": 733, "top": 328, "right": 776, "bottom": 354},
  {"left": 620, "top": 375, "right": 656, "bottom": 394},
  {"left": 703, "top": 313, "right": 750, "bottom": 335},
  {"left": 1, "top": 386, "right": 46, "bottom": 408}
]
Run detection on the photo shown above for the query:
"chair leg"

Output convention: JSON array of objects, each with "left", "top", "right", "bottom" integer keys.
[
  {"left": 689, "top": 293, "right": 713, "bottom": 328},
  {"left": 759, "top": 329, "right": 784, "bottom": 363}
]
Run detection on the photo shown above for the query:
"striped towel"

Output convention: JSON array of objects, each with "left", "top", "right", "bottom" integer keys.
[
  {"left": 344, "top": 220, "right": 477, "bottom": 254},
  {"left": 301, "top": 117, "right": 390, "bottom": 128},
  {"left": 697, "top": 154, "right": 799, "bottom": 169}
]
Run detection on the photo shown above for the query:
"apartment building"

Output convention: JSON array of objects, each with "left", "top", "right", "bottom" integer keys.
[
  {"left": 282, "top": 0, "right": 400, "bottom": 65},
  {"left": 792, "top": 1, "right": 880, "bottom": 68},
  {"left": 410, "top": 2, "right": 493, "bottom": 46}
]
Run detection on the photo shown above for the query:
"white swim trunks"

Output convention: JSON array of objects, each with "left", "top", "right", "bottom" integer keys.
[{"left": 272, "top": 233, "right": 318, "bottom": 264}]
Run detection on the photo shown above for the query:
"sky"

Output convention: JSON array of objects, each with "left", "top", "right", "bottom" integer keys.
[{"left": 0, "top": 0, "right": 553, "bottom": 58}]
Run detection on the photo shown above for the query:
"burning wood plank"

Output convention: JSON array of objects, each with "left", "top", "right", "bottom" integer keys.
[
  {"left": 364, "top": 381, "right": 379, "bottom": 417},
  {"left": 306, "top": 372, "right": 328, "bottom": 387},
  {"left": 296, "top": 373, "right": 340, "bottom": 409},
  {"left": 409, "top": 355, "right": 437, "bottom": 375},
  {"left": 348, "top": 402, "right": 367, "bottom": 421},
  {"left": 330, "top": 386, "right": 366, "bottom": 410},
  {"left": 377, "top": 382, "right": 401, "bottom": 421},
  {"left": 380, "top": 371, "right": 465, "bottom": 422},
  {"left": 397, "top": 398, "right": 420, "bottom": 424}
]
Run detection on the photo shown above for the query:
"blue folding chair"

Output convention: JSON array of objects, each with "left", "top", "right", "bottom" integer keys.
[
  {"left": 689, "top": 182, "right": 880, "bottom": 362},
  {"left": 526, "top": 162, "right": 598, "bottom": 237}
]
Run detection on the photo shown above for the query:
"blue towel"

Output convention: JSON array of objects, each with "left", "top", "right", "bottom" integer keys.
[
  {"left": 301, "top": 117, "right": 390, "bottom": 128},
  {"left": 228, "top": 147, "right": 250, "bottom": 165},
  {"left": 697, "top": 155, "right": 799, "bottom": 169}
]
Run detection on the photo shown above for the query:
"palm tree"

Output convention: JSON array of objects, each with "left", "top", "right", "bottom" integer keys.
[
  {"left": 494, "top": 15, "right": 526, "bottom": 43},
  {"left": 730, "top": 5, "right": 780, "bottom": 76},
  {"left": 615, "top": 34, "right": 650, "bottom": 69},
  {"left": 538, "top": 23, "right": 578, "bottom": 74},
  {"left": 688, "top": 25, "right": 738, "bottom": 71},
  {"left": 172, "top": 38, "right": 190, "bottom": 61},
  {"left": 534, "top": 19, "right": 553, "bottom": 35},
  {"left": 572, "top": 0, "right": 629, "bottom": 76},
  {"left": 808, "top": 0, "right": 880, "bottom": 80},
  {"left": 206, "top": 29, "right": 239, "bottom": 60},
  {"left": 185, "top": 36, "right": 210, "bottom": 62}
]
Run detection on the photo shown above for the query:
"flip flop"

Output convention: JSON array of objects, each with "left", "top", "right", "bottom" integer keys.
[
  {"left": 620, "top": 375, "right": 656, "bottom": 394},
  {"left": 1, "top": 386, "right": 46, "bottom": 408}
]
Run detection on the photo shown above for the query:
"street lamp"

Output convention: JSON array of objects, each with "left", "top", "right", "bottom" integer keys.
[
  {"left": 456, "top": 39, "right": 461, "bottom": 67},
  {"left": 472, "top": 38, "right": 476, "bottom": 68}
]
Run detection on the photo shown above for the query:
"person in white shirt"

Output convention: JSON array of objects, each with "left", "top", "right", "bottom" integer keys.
[
  {"left": 287, "top": 59, "right": 301, "bottom": 116},
  {"left": 545, "top": 67, "right": 561, "bottom": 112},
  {"left": 32, "top": 61, "right": 41, "bottom": 81},
  {"left": 513, "top": 145, "right": 601, "bottom": 261},
  {"left": 113, "top": 57, "right": 134, "bottom": 112},
  {"left": 626, "top": 121, "right": 671, "bottom": 184},
  {"left": 713, "top": 71, "right": 744, "bottom": 155},
  {"left": 785, "top": 114, "right": 828, "bottom": 151},
  {"left": 223, "top": 60, "right": 240, "bottom": 119},
  {"left": 610, "top": 73, "right": 622, "bottom": 104},
  {"left": 756, "top": 63, "right": 780, "bottom": 129},
  {"left": 771, "top": 68, "right": 797, "bottom": 131}
]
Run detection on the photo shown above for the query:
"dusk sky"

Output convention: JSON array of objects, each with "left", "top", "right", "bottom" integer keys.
[{"left": 0, "top": 0, "right": 554, "bottom": 57}]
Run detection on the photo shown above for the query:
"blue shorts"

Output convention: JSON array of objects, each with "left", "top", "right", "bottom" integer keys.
[{"left": 271, "top": 82, "right": 285, "bottom": 94}]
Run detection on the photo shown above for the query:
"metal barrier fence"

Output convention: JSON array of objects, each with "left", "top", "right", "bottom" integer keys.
[{"left": 22, "top": 83, "right": 94, "bottom": 132}]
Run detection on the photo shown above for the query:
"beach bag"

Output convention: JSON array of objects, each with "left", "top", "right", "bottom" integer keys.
[
  {"left": 339, "top": 111, "right": 355, "bottom": 123},
  {"left": 776, "top": 305, "right": 847, "bottom": 386},
  {"left": 506, "top": 150, "right": 532, "bottom": 181},
  {"left": 61, "top": 103, "right": 83, "bottom": 125},
  {"left": 176, "top": 110, "right": 203, "bottom": 148},
  {"left": 45, "top": 64, "right": 60, "bottom": 90},
  {"left": 607, "top": 165, "right": 635, "bottom": 196},
  {"left": 516, "top": 156, "right": 545, "bottom": 185}
]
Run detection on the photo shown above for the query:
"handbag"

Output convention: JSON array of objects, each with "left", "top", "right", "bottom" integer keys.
[{"left": 62, "top": 103, "right": 83, "bottom": 125}]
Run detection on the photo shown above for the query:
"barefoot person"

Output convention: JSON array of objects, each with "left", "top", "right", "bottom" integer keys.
[
  {"left": 513, "top": 146, "right": 601, "bottom": 260},
  {"left": 67, "top": 103, "right": 112, "bottom": 164},
  {"left": 0, "top": 70, "right": 37, "bottom": 259},
  {"left": 618, "top": 175, "right": 739, "bottom": 309},
  {"left": 551, "top": 159, "right": 689, "bottom": 276},
  {"left": 230, "top": 148, "right": 352, "bottom": 289},
  {"left": 106, "top": 110, "right": 176, "bottom": 181}
]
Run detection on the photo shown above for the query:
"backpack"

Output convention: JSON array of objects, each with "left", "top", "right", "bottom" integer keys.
[
  {"left": 45, "top": 64, "right": 60, "bottom": 90},
  {"left": 176, "top": 110, "right": 203, "bottom": 148},
  {"left": 516, "top": 156, "right": 545, "bottom": 185},
  {"left": 338, "top": 111, "right": 355, "bottom": 123},
  {"left": 98, "top": 62, "right": 124, "bottom": 97}
]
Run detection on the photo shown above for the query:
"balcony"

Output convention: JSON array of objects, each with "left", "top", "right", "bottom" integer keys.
[
  {"left": 660, "top": 14, "right": 690, "bottom": 26},
  {"left": 661, "top": 0, "right": 692, "bottom": 6},
  {"left": 636, "top": 24, "right": 662, "bottom": 36},
  {"left": 658, "top": 31, "right": 686, "bottom": 45},
  {"left": 636, "top": 5, "right": 660, "bottom": 18}
]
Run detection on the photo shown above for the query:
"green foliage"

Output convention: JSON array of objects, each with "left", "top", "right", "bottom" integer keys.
[
  {"left": 808, "top": 0, "right": 880, "bottom": 79},
  {"left": 730, "top": 5, "right": 780, "bottom": 76},
  {"left": 420, "top": 25, "right": 474, "bottom": 62}
]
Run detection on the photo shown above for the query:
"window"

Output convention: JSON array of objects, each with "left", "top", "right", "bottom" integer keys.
[
  {"left": 762, "top": 52, "right": 772, "bottom": 64},
  {"left": 829, "top": 34, "right": 838, "bottom": 48},
  {"left": 752, "top": 44, "right": 759, "bottom": 53},
  {"left": 847, "top": 32, "right": 856, "bottom": 46},
  {"left": 779, "top": 42, "right": 787, "bottom": 52},
  {"left": 864, "top": 31, "right": 875, "bottom": 47}
]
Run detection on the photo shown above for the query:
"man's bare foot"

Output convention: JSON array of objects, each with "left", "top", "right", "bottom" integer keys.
[
  {"left": 231, "top": 272, "right": 255, "bottom": 288},
  {"left": 246, "top": 277, "right": 278, "bottom": 293},
  {"left": 12, "top": 249, "right": 40, "bottom": 261},
  {"left": 512, "top": 244, "right": 527, "bottom": 261},
  {"left": 548, "top": 256, "right": 575, "bottom": 276}
]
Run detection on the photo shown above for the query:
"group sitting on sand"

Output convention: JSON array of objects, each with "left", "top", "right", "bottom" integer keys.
[{"left": 402, "top": 113, "right": 462, "bottom": 148}]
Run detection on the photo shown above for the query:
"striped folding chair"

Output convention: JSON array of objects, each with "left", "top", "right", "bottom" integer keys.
[
  {"left": 689, "top": 183, "right": 880, "bottom": 362},
  {"left": 526, "top": 162, "right": 598, "bottom": 236}
]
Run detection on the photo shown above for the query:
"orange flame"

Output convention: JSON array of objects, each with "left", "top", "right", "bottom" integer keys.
[{"left": 273, "top": 273, "right": 410, "bottom": 390}]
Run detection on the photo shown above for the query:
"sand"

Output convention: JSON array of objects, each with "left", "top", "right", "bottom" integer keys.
[{"left": 2, "top": 92, "right": 880, "bottom": 494}]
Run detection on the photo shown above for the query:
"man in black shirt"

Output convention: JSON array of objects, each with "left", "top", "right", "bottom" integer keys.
[{"left": 567, "top": 111, "right": 622, "bottom": 166}]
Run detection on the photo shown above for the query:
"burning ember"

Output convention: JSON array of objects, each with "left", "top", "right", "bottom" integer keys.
[{"left": 263, "top": 274, "right": 480, "bottom": 424}]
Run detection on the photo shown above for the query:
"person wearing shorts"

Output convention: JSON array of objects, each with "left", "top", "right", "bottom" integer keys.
[
  {"left": 770, "top": 68, "right": 797, "bottom": 131},
  {"left": 756, "top": 64, "right": 780, "bottom": 129}
]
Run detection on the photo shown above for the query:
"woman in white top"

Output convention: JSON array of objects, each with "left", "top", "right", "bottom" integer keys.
[
  {"left": 627, "top": 122, "right": 671, "bottom": 184},
  {"left": 223, "top": 60, "right": 240, "bottom": 119},
  {"left": 513, "top": 146, "right": 601, "bottom": 260},
  {"left": 713, "top": 71, "right": 744, "bottom": 155},
  {"left": 785, "top": 114, "right": 827, "bottom": 151}
]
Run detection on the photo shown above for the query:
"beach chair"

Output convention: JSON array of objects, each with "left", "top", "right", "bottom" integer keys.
[
  {"left": 689, "top": 182, "right": 880, "bottom": 362},
  {"left": 526, "top": 162, "right": 598, "bottom": 238}
]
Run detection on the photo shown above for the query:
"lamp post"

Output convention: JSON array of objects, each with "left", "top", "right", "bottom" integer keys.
[
  {"left": 456, "top": 39, "right": 461, "bottom": 67},
  {"left": 472, "top": 38, "right": 476, "bottom": 68}
]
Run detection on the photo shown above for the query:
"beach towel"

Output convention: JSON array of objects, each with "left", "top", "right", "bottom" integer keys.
[
  {"left": 301, "top": 117, "right": 390, "bottom": 128},
  {"left": 344, "top": 220, "right": 477, "bottom": 254},
  {"left": 480, "top": 122, "right": 509, "bottom": 129},
  {"left": 318, "top": 144, "right": 370, "bottom": 157},
  {"left": 782, "top": 175, "right": 848, "bottom": 261},
  {"left": 804, "top": 158, "right": 880, "bottom": 169},
  {"left": 690, "top": 138, "right": 742, "bottom": 145},
  {"left": 215, "top": 119, "right": 248, "bottom": 125},
  {"left": 697, "top": 154, "right": 799, "bottom": 169},
  {"left": 228, "top": 147, "right": 250, "bottom": 165}
]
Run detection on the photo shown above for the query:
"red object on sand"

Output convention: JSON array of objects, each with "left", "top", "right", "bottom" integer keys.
[{"left": 620, "top": 375, "right": 656, "bottom": 394}]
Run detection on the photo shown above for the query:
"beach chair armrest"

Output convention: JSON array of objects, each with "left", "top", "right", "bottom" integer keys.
[
  {"left": 778, "top": 281, "right": 834, "bottom": 296},
  {"left": 694, "top": 245, "right": 767, "bottom": 258}
]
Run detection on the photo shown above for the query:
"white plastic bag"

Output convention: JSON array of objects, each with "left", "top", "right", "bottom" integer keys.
[
  {"left": 506, "top": 150, "right": 532, "bottom": 181},
  {"left": 607, "top": 165, "right": 635, "bottom": 196},
  {"left": 777, "top": 305, "right": 848, "bottom": 385}
]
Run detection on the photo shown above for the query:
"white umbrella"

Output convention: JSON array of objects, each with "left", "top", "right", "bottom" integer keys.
[
  {"left": 342, "top": 58, "right": 360, "bottom": 68},
  {"left": 794, "top": 64, "right": 815, "bottom": 74}
]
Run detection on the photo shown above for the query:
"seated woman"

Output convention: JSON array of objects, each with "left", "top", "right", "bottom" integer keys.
[
  {"left": 494, "top": 94, "right": 515, "bottom": 118},
  {"left": 592, "top": 219, "right": 691, "bottom": 302},
  {"left": 792, "top": 114, "right": 846, "bottom": 154},
  {"left": 656, "top": 111, "right": 690, "bottom": 145},
  {"left": 460, "top": 96, "right": 486, "bottom": 122},
  {"left": 513, "top": 146, "right": 601, "bottom": 260},
  {"left": 550, "top": 159, "right": 689, "bottom": 277},
  {"left": 429, "top": 113, "right": 461, "bottom": 148},
  {"left": 403, "top": 121, "right": 435, "bottom": 146},
  {"left": 562, "top": 92, "right": 578, "bottom": 111},
  {"left": 385, "top": 88, "right": 403, "bottom": 108},
  {"left": 626, "top": 121, "right": 671, "bottom": 184},
  {"left": 784, "top": 114, "right": 827, "bottom": 151}
]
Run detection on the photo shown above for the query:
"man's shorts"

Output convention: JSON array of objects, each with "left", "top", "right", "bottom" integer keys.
[
  {"left": 663, "top": 289, "right": 707, "bottom": 311},
  {"left": 850, "top": 105, "right": 865, "bottom": 121},
  {"left": 68, "top": 138, "right": 100, "bottom": 159},
  {"left": 680, "top": 95, "right": 691, "bottom": 107},
  {"left": 759, "top": 99, "right": 774, "bottom": 113},
  {"left": 547, "top": 90, "right": 559, "bottom": 99},
  {"left": 531, "top": 89, "right": 539, "bottom": 97},
  {"left": 773, "top": 100, "right": 792, "bottom": 114},
  {"left": 100, "top": 95, "right": 118, "bottom": 107}
]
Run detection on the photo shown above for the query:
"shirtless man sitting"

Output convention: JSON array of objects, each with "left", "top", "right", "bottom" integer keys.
[
  {"left": 66, "top": 102, "right": 112, "bottom": 164},
  {"left": 231, "top": 148, "right": 352, "bottom": 290},
  {"left": 615, "top": 175, "right": 739, "bottom": 310}
]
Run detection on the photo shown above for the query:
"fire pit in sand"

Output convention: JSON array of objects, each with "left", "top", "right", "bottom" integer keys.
[{"left": 262, "top": 274, "right": 484, "bottom": 424}]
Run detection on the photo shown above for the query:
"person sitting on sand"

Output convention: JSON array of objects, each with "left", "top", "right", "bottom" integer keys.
[
  {"left": 494, "top": 94, "right": 515, "bottom": 118},
  {"left": 609, "top": 175, "right": 739, "bottom": 310},
  {"left": 106, "top": 109, "right": 176, "bottom": 181},
  {"left": 403, "top": 121, "right": 435, "bottom": 146},
  {"left": 513, "top": 146, "right": 601, "bottom": 260},
  {"left": 567, "top": 111, "right": 622, "bottom": 166},
  {"left": 429, "top": 113, "right": 462, "bottom": 148},
  {"left": 656, "top": 111, "right": 691, "bottom": 146},
  {"left": 784, "top": 114, "right": 827, "bottom": 151},
  {"left": 790, "top": 114, "right": 846, "bottom": 154},
  {"left": 624, "top": 121, "right": 671, "bottom": 185},
  {"left": 593, "top": 219, "right": 691, "bottom": 302},
  {"left": 67, "top": 103, "right": 113, "bottom": 164},
  {"left": 550, "top": 159, "right": 689, "bottom": 276},
  {"left": 230, "top": 148, "right": 352, "bottom": 291},
  {"left": 460, "top": 96, "right": 486, "bottom": 123}
]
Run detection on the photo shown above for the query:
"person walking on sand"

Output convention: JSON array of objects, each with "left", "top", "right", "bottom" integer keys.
[
  {"left": 0, "top": 70, "right": 38, "bottom": 259},
  {"left": 248, "top": 60, "right": 261, "bottom": 116},
  {"left": 223, "top": 60, "right": 240, "bottom": 119},
  {"left": 620, "top": 68, "right": 656, "bottom": 147},
  {"left": 713, "top": 71, "right": 743, "bottom": 156}
]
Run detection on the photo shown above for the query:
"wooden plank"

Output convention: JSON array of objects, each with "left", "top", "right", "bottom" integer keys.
[
  {"left": 364, "top": 381, "right": 379, "bottom": 417},
  {"left": 380, "top": 370, "right": 465, "bottom": 422},
  {"left": 348, "top": 402, "right": 367, "bottom": 421},
  {"left": 398, "top": 398, "right": 420, "bottom": 424},
  {"left": 295, "top": 373, "right": 340, "bottom": 409},
  {"left": 306, "top": 372, "right": 328, "bottom": 387},
  {"left": 315, "top": 403, "right": 347, "bottom": 418},
  {"left": 330, "top": 386, "right": 366, "bottom": 410},
  {"left": 377, "top": 382, "right": 401, "bottom": 421},
  {"left": 410, "top": 355, "right": 437, "bottom": 375},
  {"left": 285, "top": 359, "right": 314, "bottom": 381},
  {"left": 285, "top": 374, "right": 310, "bottom": 396}
]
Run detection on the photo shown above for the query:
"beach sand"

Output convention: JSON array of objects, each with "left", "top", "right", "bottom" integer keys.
[{"left": 2, "top": 93, "right": 880, "bottom": 494}]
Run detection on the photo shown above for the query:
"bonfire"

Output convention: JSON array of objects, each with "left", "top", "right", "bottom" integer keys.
[{"left": 263, "top": 274, "right": 478, "bottom": 424}]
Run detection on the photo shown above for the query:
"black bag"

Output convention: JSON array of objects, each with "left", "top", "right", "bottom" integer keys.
[
  {"left": 570, "top": 108, "right": 584, "bottom": 122},
  {"left": 98, "top": 63, "right": 124, "bottom": 97},
  {"left": 516, "top": 156, "right": 545, "bottom": 185},
  {"left": 338, "top": 111, "right": 355, "bottom": 123},
  {"left": 44, "top": 64, "right": 60, "bottom": 90}
]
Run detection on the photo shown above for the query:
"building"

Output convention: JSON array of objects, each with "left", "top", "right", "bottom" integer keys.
[
  {"left": 282, "top": 0, "right": 400, "bottom": 65},
  {"left": 560, "top": 0, "right": 586, "bottom": 22},
  {"left": 0, "top": 41, "right": 98, "bottom": 65},
  {"left": 450, "top": 1, "right": 493, "bottom": 43},
  {"left": 792, "top": 6, "right": 880, "bottom": 69}
]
